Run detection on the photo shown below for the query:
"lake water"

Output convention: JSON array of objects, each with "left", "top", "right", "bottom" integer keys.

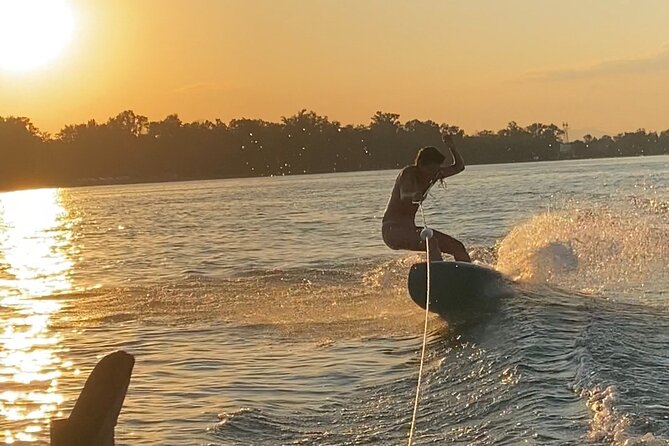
[{"left": 1, "top": 156, "right": 668, "bottom": 445}]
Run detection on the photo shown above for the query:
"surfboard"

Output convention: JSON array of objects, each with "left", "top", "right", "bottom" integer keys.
[{"left": 407, "top": 261, "right": 509, "bottom": 318}]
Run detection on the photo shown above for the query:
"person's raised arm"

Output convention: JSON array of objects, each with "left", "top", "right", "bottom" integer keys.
[{"left": 438, "top": 133, "right": 465, "bottom": 179}]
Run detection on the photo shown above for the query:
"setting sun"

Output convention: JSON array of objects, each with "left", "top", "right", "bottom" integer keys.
[{"left": 0, "top": 0, "right": 74, "bottom": 72}]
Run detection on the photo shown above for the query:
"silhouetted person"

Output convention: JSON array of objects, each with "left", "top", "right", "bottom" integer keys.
[{"left": 382, "top": 133, "right": 471, "bottom": 262}]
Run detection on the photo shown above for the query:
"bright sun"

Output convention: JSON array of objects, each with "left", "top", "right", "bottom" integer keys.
[{"left": 0, "top": 0, "right": 75, "bottom": 72}]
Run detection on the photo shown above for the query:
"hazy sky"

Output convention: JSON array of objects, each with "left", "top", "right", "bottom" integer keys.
[{"left": 1, "top": 0, "right": 668, "bottom": 138}]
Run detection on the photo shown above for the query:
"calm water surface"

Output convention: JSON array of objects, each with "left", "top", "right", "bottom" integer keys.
[{"left": 1, "top": 156, "right": 668, "bottom": 445}]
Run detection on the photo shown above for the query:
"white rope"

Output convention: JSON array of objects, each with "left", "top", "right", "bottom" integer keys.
[{"left": 407, "top": 204, "right": 433, "bottom": 445}]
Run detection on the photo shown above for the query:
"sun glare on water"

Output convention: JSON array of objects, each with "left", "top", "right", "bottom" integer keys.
[
  {"left": 0, "top": 0, "right": 75, "bottom": 72},
  {"left": 0, "top": 189, "right": 74, "bottom": 443}
]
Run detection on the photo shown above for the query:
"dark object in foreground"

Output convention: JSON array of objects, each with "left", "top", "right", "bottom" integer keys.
[
  {"left": 408, "top": 261, "right": 511, "bottom": 320},
  {"left": 50, "top": 351, "right": 135, "bottom": 446}
]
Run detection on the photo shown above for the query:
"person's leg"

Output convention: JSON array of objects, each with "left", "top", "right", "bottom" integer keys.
[
  {"left": 382, "top": 223, "right": 442, "bottom": 261},
  {"left": 421, "top": 228, "right": 443, "bottom": 261},
  {"left": 433, "top": 230, "right": 471, "bottom": 262}
]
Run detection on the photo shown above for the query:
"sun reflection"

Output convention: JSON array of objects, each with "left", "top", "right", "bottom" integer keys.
[{"left": 0, "top": 189, "right": 72, "bottom": 443}]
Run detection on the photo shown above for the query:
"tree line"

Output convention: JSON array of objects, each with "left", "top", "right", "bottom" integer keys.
[{"left": 1, "top": 109, "right": 668, "bottom": 191}]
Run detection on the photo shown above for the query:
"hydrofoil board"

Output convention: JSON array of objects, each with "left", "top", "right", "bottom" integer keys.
[{"left": 407, "top": 261, "right": 509, "bottom": 318}]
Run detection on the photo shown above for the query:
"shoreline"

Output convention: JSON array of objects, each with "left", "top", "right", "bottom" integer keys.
[{"left": 2, "top": 152, "right": 667, "bottom": 194}]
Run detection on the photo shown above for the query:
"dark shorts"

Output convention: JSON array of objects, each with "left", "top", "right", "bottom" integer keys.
[
  {"left": 382, "top": 221, "right": 426, "bottom": 251},
  {"left": 382, "top": 221, "right": 467, "bottom": 259}
]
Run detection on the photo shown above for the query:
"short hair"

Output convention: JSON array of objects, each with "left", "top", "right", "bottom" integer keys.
[{"left": 415, "top": 146, "right": 445, "bottom": 166}]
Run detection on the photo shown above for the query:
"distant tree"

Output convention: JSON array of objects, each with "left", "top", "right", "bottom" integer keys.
[
  {"left": 403, "top": 119, "right": 441, "bottom": 143},
  {"left": 591, "top": 135, "right": 617, "bottom": 158},
  {"left": 0, "top": 116, "right": 46, "bottom": 189},
  {"left": 0, "top": 116, "right": 44, "bottom": 145},
  {"left": 365, "top": 112, "right": 403, "bottom": 168},
  {"left": 148, "top": 114, "right": 183, "bottom": 140},
  {"left": 58, "top": 119, "right": 99, "bottom": 143},
  {"left": 279, "top": 110, "right": 342, "bottom": 174},
  {"left": 1, "top": 109, "right": 666, "bottom": 193},
  {"left": 659, "top": 130, "right": 669, "bottom": 154},
  {"left": 107, "top": 110, "right": 149, "bottom": 137},
  {"left": 399, "top": 119, "right": 442, "bottom": 165},
  {"left": 227, "top": 118, "right": 280, "bottom": 176},
  {"left": 614, "top": 130, "right": 655, "bottom": 157},
  {"left": 526, "top": 123, "right": 562, "bottom": 160}
]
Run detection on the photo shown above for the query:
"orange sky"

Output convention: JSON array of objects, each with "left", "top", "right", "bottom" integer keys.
[{"left": 1, "top": 0, "right": 669, "bottom": 138}]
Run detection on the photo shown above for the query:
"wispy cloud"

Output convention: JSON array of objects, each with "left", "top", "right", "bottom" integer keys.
[
  {"left": 527, "top": 45, "right": 669, "bottom": 81},
  {"left": 172, "top": 82, "right": 233, "bottom": 95}
]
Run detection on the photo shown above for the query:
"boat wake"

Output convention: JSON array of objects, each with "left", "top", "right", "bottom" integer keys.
[{"left": 494, "top": 198, "right": 669, "bottom": 301}]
